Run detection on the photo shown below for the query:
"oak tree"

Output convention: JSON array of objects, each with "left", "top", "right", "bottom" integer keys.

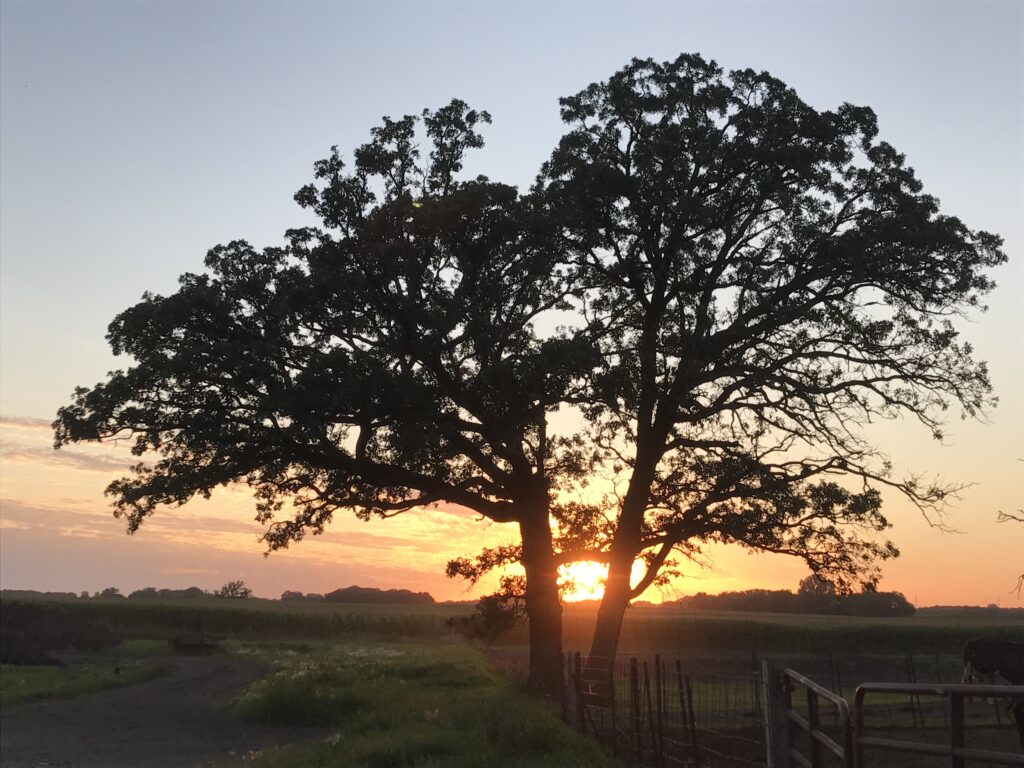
[
  {"left": 535, "top": 54, "right": 1005, "bottom": 663},
  {"left": 54, "top": 100, "right": 593, "bottom": 700},
  {"left": 55, "top": 54, "right": 1006, "bottom": 697}
]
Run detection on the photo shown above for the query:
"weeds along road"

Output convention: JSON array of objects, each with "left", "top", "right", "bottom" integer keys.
[{"left": 0, "top": 655, "right": 321, "bottom": 767}]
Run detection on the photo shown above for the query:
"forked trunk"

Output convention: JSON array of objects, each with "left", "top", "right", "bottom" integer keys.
[{"left": 520, "top": 512, "right": 564, "bottom": 703}]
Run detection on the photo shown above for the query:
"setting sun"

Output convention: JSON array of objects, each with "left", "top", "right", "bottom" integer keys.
[
  {"left": 558, "top": 561, "right": 653, "bottom": 602},
  {"left": 559, "top": 561, "right": 607, "bottom": 602}
]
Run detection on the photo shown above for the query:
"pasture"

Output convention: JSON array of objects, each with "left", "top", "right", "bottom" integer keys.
[
  {"left": 3, "top": 594, "right": 471, "bottom": 643},
  {"left": 567, "top": 602, "right": 1024, "bottom": 656},
  {"left": 1, "top": 596, "right": 1020, "bottom": 767},
  {"left": 0, "top": 638, "right": 168, "bottom": 708},
  {"left": 212, "top": 639, "right": 615, "bottom": 767},
  {"left": 0, "top": 597, "right": 609, "bottom": 768}
]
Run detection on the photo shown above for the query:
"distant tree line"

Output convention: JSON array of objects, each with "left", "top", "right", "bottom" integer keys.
[
  {"left": 0, "top": 583, "right": 435, "bottom": 605},
  {"left": 113, "top": 582, "right": 253, "bottom": 599},
  {"left": 283, "top": 586, "right": 435, "bottom": 604},
  {"left": 676, "top": 576, "right": 915, "bottom": 617}
]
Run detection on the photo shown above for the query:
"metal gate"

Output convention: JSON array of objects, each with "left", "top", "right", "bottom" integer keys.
[{"left": 765, "top": 665, "right": 1024, "bottom": 767}]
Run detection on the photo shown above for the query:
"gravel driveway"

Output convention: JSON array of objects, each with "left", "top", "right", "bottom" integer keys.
[{"left": 1, "top": 655, "right": 320, "bottom": 767}]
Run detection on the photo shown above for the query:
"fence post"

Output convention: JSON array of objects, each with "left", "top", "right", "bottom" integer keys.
[
  {"left": 654, "top": 654, "right": 666, "bottom": 760},
  {"left": 643, "top": 661, "right": 662, "bottom": 766},
  {"left": 933, "top": 649, "right": 949, "bottom": 729},
  {"left": 684, "top": 674, "right": 701, "bottom": 768},
  {"left": 630, "top": 656, "right": 640, "bottom": 760},
  {"left": 904, "top": 650, "right": 922, "bottom": 728},
  {"left": 752, "top": 650, "right": 762, "bottom": 719},
  {"left": 573, "top": 651, "right": 584, "bottom": 732},
  {"left": 807, "top": 686, "right": 823, "bottom": 768},
  {"left": 676, "top": 659, "right": 692, "bottom": 762},
  {"left": 561, "top": 652, "right": 567, "bottom": 724},
  {"left": 608, "top": 659, "right": 618, "bottom": 757},
  {"left": 950, "top": 692, "right": 965, "bottom": 768},
  {"left": 762, "top": 660, "right": 789, "bottom": 768}
]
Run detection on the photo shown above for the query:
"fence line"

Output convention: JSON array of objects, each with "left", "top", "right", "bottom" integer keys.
[
  {"left": 564, "top": 651, "right": 767, "bottom": 767},
  {"left": 852, "top": 682, "right": 1024, "bottom": 768},
  {"left": 561, "top": 649, "right": 1024, "bottom": 768}
]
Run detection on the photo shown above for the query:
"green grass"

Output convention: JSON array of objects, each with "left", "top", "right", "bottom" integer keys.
[
  {"left": 5, "top": 597, "right": 465, "bottom": 643},
  {"left": 217, "top": 639, "right": 617, "bottom": 768},
  {"left": 555, "top": 602, "right": 1024, "bottom": 654},
  {"left": 0, "top": 643, "right": 168, "bottom": 708},
  {"left": 7, "top": 596, "right": 1020, "bottom": 655}
]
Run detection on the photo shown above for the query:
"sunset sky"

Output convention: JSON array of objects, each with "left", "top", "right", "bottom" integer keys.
[{"left": 1, "top": 0, "right": 1021, "bottom": 605}]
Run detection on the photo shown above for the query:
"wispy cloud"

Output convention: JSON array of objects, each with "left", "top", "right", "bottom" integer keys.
[
  {"left": 161, "top": 566, "right": 219, "bottom": 576},
  {"left": 0, "top": 497, "right": 120, "bottom": 531},
  {"left": 0, "top": 441, "right": 137, "bottom": 474},
  {"left": 0, "top": 415, "right": 52, "bottom": 430},
  {"left": 57, "top": 525, "right": 109, "bottom": 540}
]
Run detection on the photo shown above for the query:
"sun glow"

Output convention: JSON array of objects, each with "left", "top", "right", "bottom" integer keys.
[
  {"left": 559, "top": 560, "right": 667, "bottom": 603},
  {"left": 559, "top": 561, "right": 608, "bottom": 602}
]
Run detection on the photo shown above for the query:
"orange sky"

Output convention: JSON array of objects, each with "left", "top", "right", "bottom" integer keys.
[{"left": 1, "top": 412, "right": 1020, "bottom": 606}]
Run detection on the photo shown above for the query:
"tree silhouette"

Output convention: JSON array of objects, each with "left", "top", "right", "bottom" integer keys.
[
  {"left": 54, "top": 55, "right": 1006, "bottom": 697},
  {"left": 214, "top": 580, "right": 253, "bottom": 599},
  {"left": 54, "top": 99, "right": 592, "bottom": 700},
  {"left": 533, "top": 54, "right": 1004, "bottom": 663}
]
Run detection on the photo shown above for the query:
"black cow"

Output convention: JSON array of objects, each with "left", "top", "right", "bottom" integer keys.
[
  {"left": 962, "top": 638, "right": 1024, "bottom": 749},
  {"left": 962, "top": 638, "right": 1024, "bottom": 685}
]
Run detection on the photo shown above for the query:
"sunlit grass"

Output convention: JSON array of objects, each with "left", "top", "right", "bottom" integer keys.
[{"left": 219, "top": 639, "right": 616, "bottom": 767}]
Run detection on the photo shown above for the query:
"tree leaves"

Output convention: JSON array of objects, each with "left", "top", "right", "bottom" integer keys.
[{"left": 55, "top": 55, "right": 1005, "bottom": 609}]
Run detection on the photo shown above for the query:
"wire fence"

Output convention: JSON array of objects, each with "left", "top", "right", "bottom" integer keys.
[
  {"left": 561, "top": 648, "right": 1023, "bottom": 767},
  {"left": 563, "top": 651, "right": 767, "bottom": 767}
]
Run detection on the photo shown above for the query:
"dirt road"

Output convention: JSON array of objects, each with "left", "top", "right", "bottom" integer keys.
[{"left": 0, "top": 656, "right": 320, "bottom": 767}]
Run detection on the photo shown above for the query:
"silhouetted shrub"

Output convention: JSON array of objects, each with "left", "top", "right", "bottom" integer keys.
[
  {"left": 0, "top": 602, "right": 119, "bottom": 664},
  {"left": 324, "top": 585, "right": 434, "bottom": 604}
]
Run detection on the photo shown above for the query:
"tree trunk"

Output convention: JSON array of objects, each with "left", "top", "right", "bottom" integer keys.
[
  {"left": 587, "top": 477, "right": 652, "bottom": 666},
  {"left": 588, "top": 550, "right": 632, "bottom": 665},
  {"left": 519, "top": 511, "right": 564, "bottom": 704}
]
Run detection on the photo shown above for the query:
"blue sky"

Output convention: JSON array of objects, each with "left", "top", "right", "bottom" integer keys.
[{"left": 1, "top": 0, "right": 1021, "bottom": 602}]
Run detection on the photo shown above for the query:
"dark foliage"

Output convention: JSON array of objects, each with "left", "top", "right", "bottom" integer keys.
[
  {"left": 323, "top": 585, "right": 435, "bottom": 604},
  {"left": 280, "top": 590, "right": 325, "bottom": 602},
  {"left": 53, "top": 54, "right": 1005, "bottom": 679},
  {"left": 677, "top": 587, "right": 915, "bottom": 617},
  {"left": 214, "top": 580, "right": 253, "bottom": 599},
  {"left": 128, "top": 586, "right": 208, "bottom": 600},
  {"left": 532, "top": 53, "right": 1004, "bottom": 660},
  {"left": 0, "top": 602, "right": 120, "bottom": 665}
]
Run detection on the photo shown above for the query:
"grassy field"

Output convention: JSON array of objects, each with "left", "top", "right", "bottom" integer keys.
[
  {"left": 558, "top": 601, "right": 1024, "bottom": 655},
  {"left": 208, "top": 638, "right": 615, "bottom": 768},
  {"left": 0, "top": 639, "right": 169, "bottom": 708},
  {"left": 10, "top": 596, "right": 470, "bottom": 643},
  {"left": 1, "top": 599, "right": 615, "bottom": 767},
  {"left": 6, "top": 595, "right": 1020, "bottom": 654},
  {"left": 2, "top": 595, "right": 1020, "bottom": 767}
]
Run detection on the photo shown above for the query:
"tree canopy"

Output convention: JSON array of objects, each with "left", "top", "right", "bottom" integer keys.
[
  {"left": 214, "top": 580, "right": 253, "bottom": 599},
  {"left": 55, "top": 54, "right": 1005, "bottom": 696},
  {"left": 55, "top": 98, "right": 589, "bottom": 697},
  {"left": 531, "top": 54, "right": 1003, "bottom": 661}
]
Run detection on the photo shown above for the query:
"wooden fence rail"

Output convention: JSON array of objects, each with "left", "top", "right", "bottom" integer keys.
[
  {"left": 853, "top": 683, "right": 1024, "bottom": 768},
  {"left": 766, "top": 669, "right": 1024, "bottom": 768},
  {"left": 780, "top": 668, "right": 852, "bottom": 768}
]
